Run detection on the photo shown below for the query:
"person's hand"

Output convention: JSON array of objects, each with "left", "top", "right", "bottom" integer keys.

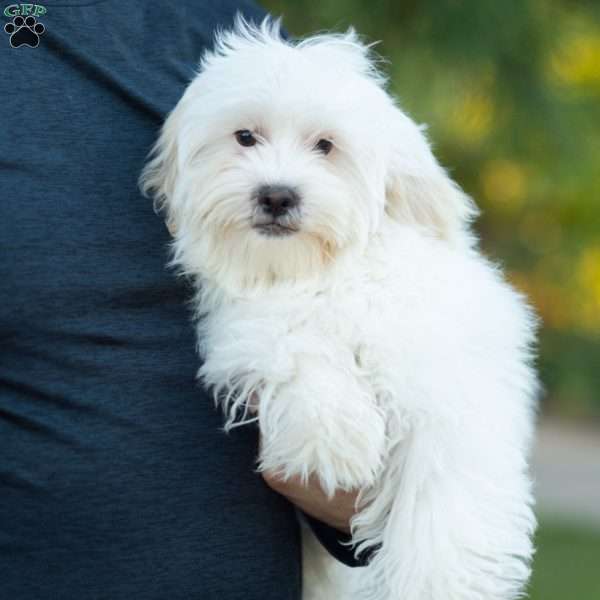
[{"left": 261, "top": 469, "right": 359, "bottom": 534}]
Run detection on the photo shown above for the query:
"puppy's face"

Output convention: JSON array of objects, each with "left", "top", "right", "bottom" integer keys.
[{"left": 141, "top": 19, "right": 476, "bottom": 290}]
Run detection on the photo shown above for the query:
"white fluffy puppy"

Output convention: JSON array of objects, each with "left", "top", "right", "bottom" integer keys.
[{"left": 141, "top": 17, "right": 539, "bottom": 600}]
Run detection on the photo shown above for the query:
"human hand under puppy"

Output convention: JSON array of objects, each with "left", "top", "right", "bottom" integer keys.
[{"left": 261, "top": 463, "right": 359, "bottom": 534}]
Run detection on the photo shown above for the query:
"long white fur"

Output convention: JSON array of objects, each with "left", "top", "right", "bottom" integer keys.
[{"left": 141, "top": 16, "right": 539, "bottom": 600}]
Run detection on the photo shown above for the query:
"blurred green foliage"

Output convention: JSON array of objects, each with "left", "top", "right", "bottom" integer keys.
[{"left": 263, "top": 0, "right": 600, "bottom": 417}]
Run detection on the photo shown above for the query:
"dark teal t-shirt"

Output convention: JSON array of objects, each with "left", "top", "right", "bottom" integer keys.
[{"left": 0, "top": 2, "right": 308, "bottom": 598}]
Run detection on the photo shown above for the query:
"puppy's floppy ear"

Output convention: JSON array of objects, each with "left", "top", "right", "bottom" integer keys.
[
  {"left": 139, "top": 105, "right": 184, "bottom": 236},
  {"left": 384, "top": 107, "right": 478, "bottom": 246}
]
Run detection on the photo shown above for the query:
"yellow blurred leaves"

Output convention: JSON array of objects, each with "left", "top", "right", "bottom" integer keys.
[
  {"left": 511, "top": 244, "right": 600, "bottom": 335},
  {"left": 448, "top": 90, "right": 495, "bottom": 146},
  {"left": 481, "top": 159, "right": 527, "bottom": 213},
  {"left": 549, "top": 28, "right": 600, "bottom": 91},
  {"left": 575, "top": 245, "right": 600, "bottom": 332},
  {"left": 441, "top": 65, "right": 497, "bottom": 147}
]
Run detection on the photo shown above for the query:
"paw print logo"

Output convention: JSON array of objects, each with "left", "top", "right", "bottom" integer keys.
[{"left": 4, "top": 15, "right": 45, "bottom": 48}]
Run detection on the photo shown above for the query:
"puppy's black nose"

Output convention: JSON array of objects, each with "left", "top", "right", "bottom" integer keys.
[{"left": 257, "top": 185, "right": 300, "bottom": 217}]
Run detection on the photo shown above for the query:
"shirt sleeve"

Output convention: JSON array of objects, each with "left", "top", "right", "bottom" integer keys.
[{"left": 303, "top": 513, "right": 376, "bottom": 568}]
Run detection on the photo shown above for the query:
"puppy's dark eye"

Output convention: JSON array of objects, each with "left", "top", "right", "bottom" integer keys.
[
  {"left": 315, "top": 138, "right": 333, "bottom": 155},
  {"left": 235, "top": 130, "right": 257, "bottom": 147}
]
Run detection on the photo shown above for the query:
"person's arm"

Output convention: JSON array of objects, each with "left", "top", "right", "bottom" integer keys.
[{"left": 262, "top": 471, "right": 374, "bottom": 567}]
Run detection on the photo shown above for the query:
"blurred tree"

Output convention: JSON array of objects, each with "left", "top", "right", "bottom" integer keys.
[{"left": 263, "top": 0, "right": 600, "bottom": 417}]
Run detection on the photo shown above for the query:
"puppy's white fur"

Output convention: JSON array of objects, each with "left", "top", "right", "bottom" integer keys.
[{"left": 141, "top": 18, "right": 538, "bottom": 600}]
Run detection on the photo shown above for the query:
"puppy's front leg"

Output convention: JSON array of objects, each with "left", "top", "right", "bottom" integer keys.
[
  {"left": 198, "top": 310, "right": 386, "bottom": 496},
  {"left": 257, "top": 353, "right": 387, "bottom": 498}
]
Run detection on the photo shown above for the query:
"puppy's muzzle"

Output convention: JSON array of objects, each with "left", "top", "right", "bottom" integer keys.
[{"left": 253, "top": 184, "right": 301, "bottom": 237}]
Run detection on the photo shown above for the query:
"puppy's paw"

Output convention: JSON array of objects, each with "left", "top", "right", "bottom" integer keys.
[
  {"left": 258, "top": 370, "right": 386, "bottom": 497},
  {"left": 260, "top": 426, "right": 384, "bottom": 498}
]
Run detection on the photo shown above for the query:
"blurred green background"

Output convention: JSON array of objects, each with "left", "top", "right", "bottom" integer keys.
[{"left": 262, "top": 1, "right": 600, "bottom": 598}]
